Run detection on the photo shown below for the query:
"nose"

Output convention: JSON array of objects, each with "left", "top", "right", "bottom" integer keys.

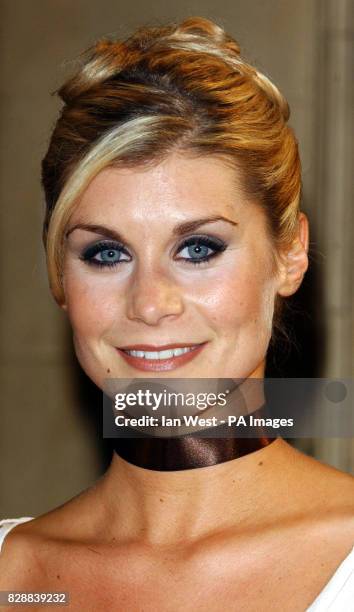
[{"left": 126, "top": 265, "right": 185, "bottom": 325}]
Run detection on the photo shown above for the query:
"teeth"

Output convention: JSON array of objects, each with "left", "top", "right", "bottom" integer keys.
[{"left": 124, "top": 346, "right": 197, "bottom": 359}]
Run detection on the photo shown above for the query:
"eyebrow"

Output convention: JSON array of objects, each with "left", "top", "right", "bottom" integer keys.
[{"left": 65, "top": 215, "right": 238, "bottom": 242}]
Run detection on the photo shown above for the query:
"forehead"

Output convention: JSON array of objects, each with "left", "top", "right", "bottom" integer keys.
[{"left": 72, "top": 153, "right": 256, "bottom": 225}]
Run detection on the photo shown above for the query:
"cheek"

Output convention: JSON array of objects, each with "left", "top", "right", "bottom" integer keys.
[
  {"left": 189, "top": 258, "right": 275, "bottom": 336},
  {"left": 63, "top": 270, "right": 120, "bottom": 339}
]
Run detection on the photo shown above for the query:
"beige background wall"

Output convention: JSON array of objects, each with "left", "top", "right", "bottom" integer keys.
[{"left": 1, "top": 0, "right": 353, "bottom": 516}]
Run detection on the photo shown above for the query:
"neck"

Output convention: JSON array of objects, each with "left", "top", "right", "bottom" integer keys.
[
  {"left": 97, "top": 369, "right": 289, "bottom": 546},
  {"left": 111, "top": 377, "right": 272, "bottom": 471},
  {"left": 97, "top": 437, "right": 289, "bottom": 547}
]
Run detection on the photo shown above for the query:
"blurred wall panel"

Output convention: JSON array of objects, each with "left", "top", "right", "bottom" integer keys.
[{"left": 311, "top": 0, "right": 354, "bottom": 470}]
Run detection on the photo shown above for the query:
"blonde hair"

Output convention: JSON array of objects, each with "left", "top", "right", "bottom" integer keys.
[{"left": 42, "top": 16, "right": 301, "bottom": 312}]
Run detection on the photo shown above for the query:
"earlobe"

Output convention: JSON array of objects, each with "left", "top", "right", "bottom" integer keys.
[
  {"left": 277, "top": 212, "right": 309, "bottom": 297},
  {"left": 294, "top": 211, "right": 309, "bottom": 255}
]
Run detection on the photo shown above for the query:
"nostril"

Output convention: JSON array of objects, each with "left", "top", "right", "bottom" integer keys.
[{"left": 126, "top": 282, "right": 184, "bottom": 325}]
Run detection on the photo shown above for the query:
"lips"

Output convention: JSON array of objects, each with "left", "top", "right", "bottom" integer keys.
[{"left": 116, "top": 342, "right": 207, "bottom": 372}]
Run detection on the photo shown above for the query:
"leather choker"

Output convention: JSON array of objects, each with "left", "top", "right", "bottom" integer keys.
[{"left": 111, "top": 402, "right": 276, "bottom": 471}]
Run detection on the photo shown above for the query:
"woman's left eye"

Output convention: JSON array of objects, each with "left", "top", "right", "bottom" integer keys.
[{"left": 176, "top": 236, "right": 227, "bottom": 265}]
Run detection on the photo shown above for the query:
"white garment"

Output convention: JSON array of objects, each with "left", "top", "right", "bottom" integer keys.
[{"left": 1, "top": 518, "right": 353, "bottom": 610}]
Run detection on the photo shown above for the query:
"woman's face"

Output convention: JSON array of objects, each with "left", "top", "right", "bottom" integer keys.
[{"left": 63, "top": 152, "right": 281, "bottom": 388}]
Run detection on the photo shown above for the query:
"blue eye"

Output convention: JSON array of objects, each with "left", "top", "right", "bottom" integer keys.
[
  {"left": 176, "top": 236, "right": 227, "bottom": 264},
  {"left": 80, "top": 235, "right": 227, "bottom": 269},
  {"left": 98, "top": 249, "right": 122, "bottom": 263},
  {"left": 80, "top": 241, "right": 129, "bottom": 268},
  {"left": 181, "top": 243, "right": 211, "bottom": 259}
]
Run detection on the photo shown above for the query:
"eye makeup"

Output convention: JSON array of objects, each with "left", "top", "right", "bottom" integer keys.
[
  {"left": 79, "top": 240, "right": 130, "bottom": 268},
  {"left": 174, "top": 235, "right": 227, "bottom": 265},
  {"left": 78, "top": 234, "right": 228, "bottom": 269}
]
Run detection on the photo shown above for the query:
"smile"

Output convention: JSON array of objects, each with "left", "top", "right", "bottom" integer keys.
[
  {"left": 124, "top": 346, "right": 196, "bottom": 359},
  {"left": 116, "top": 343, "right": 207, "bottom": 372}
]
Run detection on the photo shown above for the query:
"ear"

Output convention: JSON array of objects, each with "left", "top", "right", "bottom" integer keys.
[{"left": 276, "top": 212, "right": 309, "bottom": 297}]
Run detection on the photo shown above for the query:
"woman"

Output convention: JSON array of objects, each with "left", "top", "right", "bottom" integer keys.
[{"left": 0, "top": 16, "right": 353, "bottom": 611}]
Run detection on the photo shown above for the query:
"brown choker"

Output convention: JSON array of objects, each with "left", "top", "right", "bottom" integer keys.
[{"left": 111, "top": 402, "right": 276, "bottom": 471}]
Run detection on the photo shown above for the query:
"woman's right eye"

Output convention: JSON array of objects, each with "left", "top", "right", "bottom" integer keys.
[{"left": 80, "top": 241, "right": 130, "bottom": 268}]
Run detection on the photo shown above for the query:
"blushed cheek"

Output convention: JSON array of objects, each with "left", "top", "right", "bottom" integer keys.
[
  {"left": 197, "top": 263, "right": 274, "bottom": 334},
  {"left": 63, "top": 273, "right": 119, "bottom": 339},
  {"left": 63, "top": 276, "right": 120, "bottom": 387}
]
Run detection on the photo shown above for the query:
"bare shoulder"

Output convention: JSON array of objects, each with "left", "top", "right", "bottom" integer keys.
[
  {"left": 289, "top": 441, "right": 354, "bottom": 493},
  {"left": 0, "top": 486, "right": 102, "bottom": 589},
  {"left": 308, "top": 453, "right": 354, "bottom": 540},
  {"left": 0, "top": 520, "right": 46, "bottom": 589},
  {"left": 280, "top": 440, "right": 354, "bottom": 535}
]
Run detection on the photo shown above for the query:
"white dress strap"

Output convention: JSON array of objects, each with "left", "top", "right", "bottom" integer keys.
[{"left": 0, "top": 518, "right": 34, "bottom": 554}]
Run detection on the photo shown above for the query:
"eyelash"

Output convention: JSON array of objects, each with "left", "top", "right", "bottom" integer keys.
[
  {"left": 80, "top": 241, "right": 130, "bottom": 269},
  {"left": 79, "top": 235, "right": 227, "bottom": 269}
]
